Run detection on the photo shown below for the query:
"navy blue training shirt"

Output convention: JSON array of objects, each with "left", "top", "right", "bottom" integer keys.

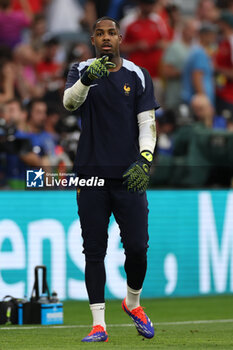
[{"left": 65, "top": 58, "right": 159, "bottom": 178}]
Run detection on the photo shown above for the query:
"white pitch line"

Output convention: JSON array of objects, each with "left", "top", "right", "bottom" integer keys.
[
  {"left": 156, "top": 319, "right": 233, "bottom": 326},
  {"left": 1, "top": 319, "right": 233, "bottom": 331}
]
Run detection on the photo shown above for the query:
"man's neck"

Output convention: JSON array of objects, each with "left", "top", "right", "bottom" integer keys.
[
  {"left": 109, "top": 57, "right": 122, "bottom": 72},
  {"left": 182, "top": 37, "right": 193, "bottom": 46},
  {"left": 28, "top": 124, "right": 41, "bottom": 133}
]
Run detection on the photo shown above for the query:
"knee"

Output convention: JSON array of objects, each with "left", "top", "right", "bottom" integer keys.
[
  {"left": 125, "top": 242, "right": 148, "bottom": 263},
  {"left": 83, "top": 242, "right": 107, "bottom": 262},
  {"left": 82, "top": 233, "right": 108, "bottom": 262}
]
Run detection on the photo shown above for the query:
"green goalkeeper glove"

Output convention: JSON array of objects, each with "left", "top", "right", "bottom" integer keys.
[
  {"left": 123, "top": 151, "right": 153, "bottom": 194},
  {"left": 81, "top": 55, "right": 116, "bottom": 86}
]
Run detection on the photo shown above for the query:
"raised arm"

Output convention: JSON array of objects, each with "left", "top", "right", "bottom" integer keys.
[{"left": 63, "top": 56, "right": 115, "bottom": 111}]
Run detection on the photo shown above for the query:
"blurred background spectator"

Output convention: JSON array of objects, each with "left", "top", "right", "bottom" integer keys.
[
  {"left": 0, "top": 0, "right": 233, "bottom": 189},
  {"left": 0, "top": 98, "right": 49, "bottom": 188},
  {"left": 181, "top": 22, "right": 217, "bottom": 106},
  {"left": 0, "top": 49, "right": 16, "bottom": 104},
  {"left": 0, "top": 0, "right": 32, "bottom": 49},
  {"left": 46, "top": 0, "right": 84, "bottom": 35},
  {"left": 11, "top": 0, "right": 48, "bottom": 14},
  {"left": 161, "top": 18, "right": 198, "bottom": 109},
  {"left": 191, "top": 94, "right": 227, "bottom": 129},
  {"left": 215, "top": 12, "right": 233, "bottom": 116},
  {"left": 13, "top": 43, "right": 45, "bottom": 102},
  {"left": 2, "top": 98, "right": 28, "bottom": 131},
  {"left": 196, "top": 0, "right": 218, "bottom": 23},
  {"left": 120, "top": 0, "right": 169, "bottom": 104},
  {"left": 36, "top": 38, "right": 63, "bottom": 94},
  {"left": 26, "top": 13, "right": 47, "bottom": 50}
]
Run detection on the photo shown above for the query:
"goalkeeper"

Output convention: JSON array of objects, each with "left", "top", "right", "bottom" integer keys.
[{"left": 63, "top": 16, "right": 158, "bottom": 343}]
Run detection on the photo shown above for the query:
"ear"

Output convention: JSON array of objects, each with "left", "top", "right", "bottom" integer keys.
[
  {"left": 91, "top": 35, "right": 95, "bottom": 46},
  {"left": 119, "top": 34, "right": 123, "bottom": 44}
]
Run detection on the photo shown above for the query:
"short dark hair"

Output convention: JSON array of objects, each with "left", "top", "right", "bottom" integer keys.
[
  {"left": 92, "top": 16, "right": 120, "bottom": 32},
  {"left": 5, "top": 98, "right": 23, "bottom": 108},
  {"left": 27, "top": 98, "right": 47, "bottom": 119}
]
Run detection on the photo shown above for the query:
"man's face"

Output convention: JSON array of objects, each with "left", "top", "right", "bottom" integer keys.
[
  {"left": 3, "top": 102, "right": 21, "bottom": 124},
  {"left": 191, "top": 99, "right": 213, "bottom": 120},
  {"left": 139, "top": 3, "right": 155, "bottom": 17},
  {"left": 91, "top": 20, "right": 122, "bottom": 59},
  {"left": 30, "top": 102, "right": 47, "bottom": 129},
  {"left": 183, "top": 20, "right": 198, "bottom": 42},
  {"left": 197, "top": 0, "right": 216, "bottom": 20},
  {"left": 200, "top": 30, "right": 216, "bottom": 47}
]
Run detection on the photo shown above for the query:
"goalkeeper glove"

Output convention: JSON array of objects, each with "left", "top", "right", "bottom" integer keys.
[
  {"left": 123, "top": 151, "right": 153, "bottom": 194},
  {"left": 81, "top": 55, "right": 116, "bottom": 86}
]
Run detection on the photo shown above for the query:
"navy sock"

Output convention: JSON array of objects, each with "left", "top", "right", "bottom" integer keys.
[{"left": 85, "top": 260, "right": 106, "bottom": 304}]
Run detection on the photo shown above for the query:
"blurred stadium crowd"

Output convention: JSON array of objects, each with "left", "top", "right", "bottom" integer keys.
[{"left": 1, "top": 0, "right": 233, "bottom": 189}]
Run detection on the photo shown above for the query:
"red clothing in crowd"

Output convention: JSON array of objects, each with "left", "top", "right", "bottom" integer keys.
[
  {"left": 12, "top": 0, "right": 43, "bottom": 13},
  {"left": 215, "top": 36, "right": 233, "bottom": 103},
  {"left": 123, "top": 14, "right": 168, "bottom": 78},
  {"left": 36, "top": 61, "right": 62, "bottom": 82},
  {"left": 158, "top": 8, "right": 174, "bottom": 41}
]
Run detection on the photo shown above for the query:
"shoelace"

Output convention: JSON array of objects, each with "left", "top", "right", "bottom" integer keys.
[
  {"left": 131, "top": 306, "right": 147, "bottom": 324},
  {"left": 88, "top": 325, "right": 106, "bottom": 336}
]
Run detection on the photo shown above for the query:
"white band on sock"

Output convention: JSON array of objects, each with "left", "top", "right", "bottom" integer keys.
[
  {"left": 90, "top": 303, "right": 105, "bottom": 311},
  {"left": 126, "top": 285, "right": 142, "bottom": 311},
  {"left": 127, "top": 286, "right": 142, "bottom": 295},
  {"left": 90, "top": 303, "right": 106, "bottom": 330}
]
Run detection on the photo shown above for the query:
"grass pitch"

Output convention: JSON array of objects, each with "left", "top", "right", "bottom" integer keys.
[{"left": 0, "top": 295, "right": 233, "bottom": 350}]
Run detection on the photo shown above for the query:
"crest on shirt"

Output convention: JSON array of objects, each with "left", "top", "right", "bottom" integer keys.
[{"left": 124, "top": 83, "right": 131, "bottom": 96}]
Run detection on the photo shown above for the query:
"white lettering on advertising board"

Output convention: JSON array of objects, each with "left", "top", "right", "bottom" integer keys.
[{"left": 199, "top": 192, "right": 233, "bottom": 293}]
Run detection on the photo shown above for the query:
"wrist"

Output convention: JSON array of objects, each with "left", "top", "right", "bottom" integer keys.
[
  {"left": 140, "top": 150, "right": 153, "bottom": 166},
  {"left": 81, "top": 70, "right": 94, "bottom": 86}
]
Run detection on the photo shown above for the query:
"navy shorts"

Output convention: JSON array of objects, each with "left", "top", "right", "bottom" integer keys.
[{"left": 76, "top": 179, "right": 149, "bottom": 262}]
